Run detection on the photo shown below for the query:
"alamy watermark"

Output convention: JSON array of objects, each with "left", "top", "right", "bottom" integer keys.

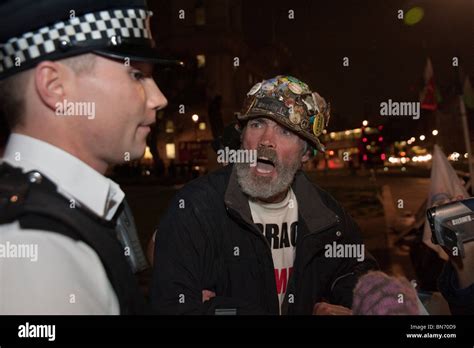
[
  {"left": 18, "top": 322, "right": 55, "bottom": 341},
  {"left": 0, "top": 242, "right": 38, "bottom": 262},
  {"left": 55, "top": 99, "right": 96, "bottom": 120},
  {"left": 380, "top": 99, "right": 420, "bottom": 120},
  {"left": 324, "top": 241, "right": 365, "bottom": 262},
  {"left": 217, "top": 147, "right": 257, "bottom": 166}
]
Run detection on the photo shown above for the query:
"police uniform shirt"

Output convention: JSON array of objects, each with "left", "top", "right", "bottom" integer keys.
[{"left": 0, "top": 133, "right": 122, "bottom": 314}]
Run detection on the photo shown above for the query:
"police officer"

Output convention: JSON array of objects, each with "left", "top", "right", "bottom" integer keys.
[{"left": 0, "top": 0, "right": 171, "bottom": 314}]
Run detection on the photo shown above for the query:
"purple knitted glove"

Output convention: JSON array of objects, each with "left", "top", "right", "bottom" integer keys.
[{"left": 352, "top": 271, "right": 420, "bottom": 315}]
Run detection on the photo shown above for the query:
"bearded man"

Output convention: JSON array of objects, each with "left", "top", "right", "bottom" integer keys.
[{"left": 151, "top": 76, "right": 377, "bottom": 315}]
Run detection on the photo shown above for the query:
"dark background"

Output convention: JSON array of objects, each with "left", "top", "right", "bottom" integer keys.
[{"left": 150, "top": 0, "right": 473, "bottom": 144}]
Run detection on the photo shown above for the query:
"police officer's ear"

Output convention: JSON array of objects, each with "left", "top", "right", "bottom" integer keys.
[{"left": 34, "top": 60, "right": 67, "bottom": 112}]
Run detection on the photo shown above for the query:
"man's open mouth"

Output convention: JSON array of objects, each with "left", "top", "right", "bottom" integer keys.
[{"left": 255, "top": 156, "right": 276, "bottom": 174}]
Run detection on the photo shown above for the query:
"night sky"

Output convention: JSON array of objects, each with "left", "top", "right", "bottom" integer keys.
[
  {"left": 153, "top": 0, "right": 474, "bottom": 141},
  {"left": 240, "top": 0, "right": 474, "bottom": 131}
]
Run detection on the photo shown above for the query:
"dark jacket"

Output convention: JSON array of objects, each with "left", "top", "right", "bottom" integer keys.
[
  {"left": 438, "top": 263, "right": 474, "bottom": 315},
  {"left": 151, "top": 165, "right": 377, "bottom": 315}
]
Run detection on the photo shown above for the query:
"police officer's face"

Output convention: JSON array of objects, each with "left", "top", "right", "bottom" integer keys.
[{"left": 72, "top": 55, "right": 167, "bottom": 166}]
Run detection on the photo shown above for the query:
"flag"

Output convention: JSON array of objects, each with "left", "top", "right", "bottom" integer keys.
[
  {"left": 423, "top": 145, "right": 469, "bottom": 260},
  {"left": 463, "top": 76, "right": 474, "bottom": 110},
  {"left": 419, "top": 58, "right": 439, "bottom": 111}
]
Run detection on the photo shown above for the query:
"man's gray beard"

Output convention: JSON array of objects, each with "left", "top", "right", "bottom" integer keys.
[{"left": 235, "top": 153, "right": 301, "bottom": 200}]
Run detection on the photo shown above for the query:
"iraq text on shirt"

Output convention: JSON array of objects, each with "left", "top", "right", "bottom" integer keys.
[{"left": 249, "top": 188, "right": 298, "bottom": 314}]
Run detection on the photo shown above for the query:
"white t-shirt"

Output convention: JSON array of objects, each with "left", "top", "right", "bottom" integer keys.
[{"left": 249, "top": 189, "right": 298, "bottom": 314}]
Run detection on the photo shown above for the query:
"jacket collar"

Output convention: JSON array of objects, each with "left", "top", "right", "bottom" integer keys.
[{"left": 224, "top": 165, "right": 339, "bottom": 234}]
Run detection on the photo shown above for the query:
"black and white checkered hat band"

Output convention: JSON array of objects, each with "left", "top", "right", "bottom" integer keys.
[{"left": 0, "top": 8, "right": 153, "bottom": 75}]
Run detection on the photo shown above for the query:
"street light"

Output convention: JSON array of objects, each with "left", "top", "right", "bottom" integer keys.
[
  {"left": 192, "top": 114, "right": 199, "bottom": 141},
  {"left": 432, "top": 129, "right": 439, "bottom": 136},
  {"left": 362, "top": 120, "right": 368, "bottom": 127},
  {"left": 420, "top": 135, "right": 426, "bottom": 141}
]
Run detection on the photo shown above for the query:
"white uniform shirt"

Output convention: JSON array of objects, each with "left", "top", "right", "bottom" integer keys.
[{"left": 0, "top": 133, "right": 122, "bottom": 314}]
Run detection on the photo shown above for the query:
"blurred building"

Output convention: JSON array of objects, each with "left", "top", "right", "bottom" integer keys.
[
  {"left": 316, "top": 123, "right": 386, "bottom": 170},
  {"left": 145, "top": 0, "right": 294, "bottom": 175}
]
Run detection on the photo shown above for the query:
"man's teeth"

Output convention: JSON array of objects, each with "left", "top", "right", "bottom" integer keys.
[
  {"left": 256, "top": 161, "right": 274, "bottom": 174},
  {"left": 256, "top": 167, "right": 272, "bottom": 174}
]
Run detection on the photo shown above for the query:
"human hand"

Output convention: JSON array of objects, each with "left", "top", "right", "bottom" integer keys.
[
  {"left": 446, "top": 240, "right": 474, "bottom": 289},
  {"left": 202, "top": 289, "right": 216, "bottom": 302},
  {"left": 313, "top": 302, "right": 352, "bottom": 315}
]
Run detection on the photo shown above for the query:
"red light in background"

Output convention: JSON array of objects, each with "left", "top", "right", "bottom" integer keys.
[
  {"left": 400, "top": 151, "right": 406, "bottom": 157},
  {"left": 378, "top": 136, "right": 383, "bottom": 142},
  {"left": 378, "top": 125, "right": 383, "bottom": 131},
  {"left": 362, "top": 137, "right": 368, "bottom": 143},
  {"left": 363, "top": 154, "right": 368, "bottom": 161},
  {"left": 381, "top": 153, "right": 386, "bottom": 160}
]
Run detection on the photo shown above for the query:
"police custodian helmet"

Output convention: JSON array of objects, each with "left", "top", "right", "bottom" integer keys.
[{"left": 0, "top": 0, "right": 179, "bottom": 80}]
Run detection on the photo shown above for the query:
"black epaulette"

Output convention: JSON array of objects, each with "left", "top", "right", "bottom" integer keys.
[{"left": 0, "top": 162, "right": 37, "bottom": 225}]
